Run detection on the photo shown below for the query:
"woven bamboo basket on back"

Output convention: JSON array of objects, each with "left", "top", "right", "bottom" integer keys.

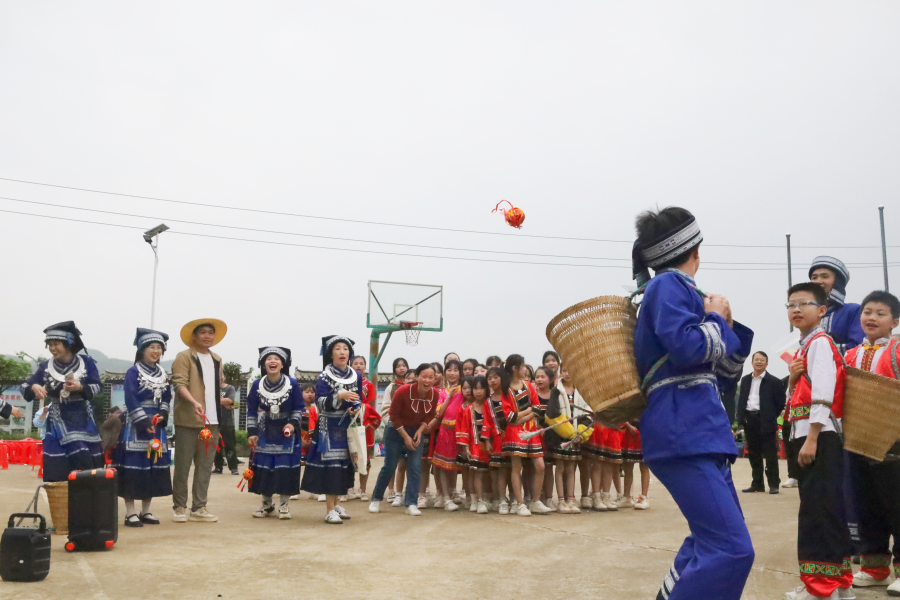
[
  {"left": 843, "top": 367, "right": 900, "bottom": 461},
  {"left": 546, "top": 295, "right": 644, "bottom": 424},
  {"left": 43, "top": 481, "right": 68, "bottom": 535}
]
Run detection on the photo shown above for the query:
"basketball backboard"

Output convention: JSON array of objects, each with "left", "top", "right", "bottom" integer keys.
[{"left": 367, "top": 281, "right": 443, "bottom": 332}]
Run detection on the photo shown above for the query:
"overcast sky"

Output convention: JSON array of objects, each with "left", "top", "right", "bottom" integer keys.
[{"left": 2, "top": 2, "right": 899, "bottom": 380}]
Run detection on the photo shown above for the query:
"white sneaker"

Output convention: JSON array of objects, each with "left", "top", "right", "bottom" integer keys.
[
  {"left": 338, "top": 495, "right": 349, "bottom": 502},
  {"left": 853, "top": 570, "right": 892, "bottom": 587},
  {"left": 317, "top": 494, "right": 326, "bottom": 502},
  {"left": 444, "top": 500, "right": 459, "bottom": 512},
  {"left": 581, "top": 496, "right": 593, "bottom": 510},
  {"left": 558, "top": 501, "right": 572, "bottom": 514},
  {"left": 189, "top": 507, "right": 218, "bottom": 522},
  {"left": 886, "top": 577, "right": 900, "bottom": 595},
  {"left": 334, "top": 505, "right": 351, "bottom": 520},
  {"left": 634, "top": 495, "right": 650, "bottom": 510},
  {"left": 782, "top": 478, "right": 799, "bottom": 488},
  {"left": 417, "top": 496, "right": 427, "bottom": 509},
  {"left": 405, "top": 505, "right": 422, "bottom": 516},
  {"left": 386, "top": 490, "right": 396, "bottom": 501},
  {"left": 548, "top": 498, "right": 559, "bottom": 511},
  {"left": 289, "top": 495, "right": 300, "bottom": 500},
  {"left": 359, "top": 493, "right": 369, "bottom": 502},
  {"left": 469, "top": 499, "right": 478, "bottom": 512},
  {"left": 529, "top": 500, "right": 552, "bottom": 515},
  {"left": 592, "top": 493, "right": 608, "bottom": 512},
  {"left": 510, "top": 500, "right": 519, "bottom": 514},
  {"left": 453, "top": 491, "right": 463, "bottom": 504},
  {"left": 172, "top": 507, "right": 188, "bottom": 523},
  {"left": 568, "top": 499, "right": 582, "bottom": 514},
  {"left": 490, "top": 500, "right": 500, "bottom": 512},
  {"left": 476, "top": 500, "right": 489, "bottom": 514},
  {"left": 782, "top": 585, "right": 839, "bottom": 600},
  {"left": 391, "top": 495, "right": 404, "bottom": 507},
  {"left": 602, "top": 492, "right": 618, "bottom": 511},
  {"left": 498, "top": 501, "right": 509, "bottom": 515},
  {"left": 278, "top": 505, "right": 291, "bottom": 520},
  {"left": 615, "top": 494, "right": 634, "bottom": 509},
  {"left": 252, "top": 505, "right": 276, "bottom": 518},
  {"left": 838, "top": 585, "right": 856, "bottom": 600},
  {"left": 368, "top": 501, "right": 381, "bottom": 513},
  {"left": 325, "top": 509, "right": 343, "bottom": 524},
  {"left": 434, "top": 496, "right": 446, "bottom": 509},
  {"left": 516, "top": 503, "right": 531, "bottom": 517}
]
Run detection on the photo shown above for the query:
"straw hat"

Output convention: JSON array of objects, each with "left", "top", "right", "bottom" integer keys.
[{"left": 179, "top": 318, "right": 228, "bottom": 347}]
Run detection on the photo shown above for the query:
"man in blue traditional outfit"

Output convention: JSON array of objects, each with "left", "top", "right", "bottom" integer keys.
[
  {"left": 631, "top": 207, "right": 755, "bottom": 600},
  {"left": 809, "top": 256, "right": 864, "bottom": 355},
  {"left": 20, "top": 321, "right": 104, "bottom": 481}
]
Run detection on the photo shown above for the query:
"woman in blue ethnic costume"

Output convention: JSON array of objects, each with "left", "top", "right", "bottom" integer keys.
[
  {"left": 809, "top": 256, "right": 864, "bottom": 355},
  {"left": 300, "top": 335, "right": 362, "bottom": 525},
  {"left": 20, "top": 322, "right": 104, "bottom": 481},
  {"left": 631, "top": 208, "right": 755, "bottom": 600},
  {"left": 115, "top": 328, "right": 173, "bottom": 527},
  {"left": 246, "top": 346, "right": 304, "bottom": 520}
]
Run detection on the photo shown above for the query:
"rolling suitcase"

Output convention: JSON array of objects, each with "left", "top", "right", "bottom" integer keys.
[
  {"left": 0, "top": 513, "right": 51, "bottom": 582},
  {"left": 65, "top": 468, "right": 118, "bottom": 552}
]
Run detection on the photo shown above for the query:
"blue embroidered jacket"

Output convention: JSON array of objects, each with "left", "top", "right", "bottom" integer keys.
[
  {"left": 822, "top": 302, "right": 863, "bottom": 355},
  {"left": 246, "top": 375, "right": 304, "bottom": 454},
  {"left": 21, "top": 355, "right": 103, "bottom": 446},
  {"left": 634, "top": 270, "right": 754, "bottom": 461}
]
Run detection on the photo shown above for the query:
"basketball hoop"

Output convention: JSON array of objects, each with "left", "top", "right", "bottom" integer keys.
[{"left": 400, "top": 321, "right": 422, "bottom": 346}]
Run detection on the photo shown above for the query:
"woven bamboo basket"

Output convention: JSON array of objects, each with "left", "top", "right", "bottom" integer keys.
[
  {"left": 546, "top": 295, "right": 645, "bottom": 423},
  {"left": 43, "top": 481, "right": 68, "bottom": 535},
  {"left": 843, "top": 367, "right": 900, "bottom": 462}
]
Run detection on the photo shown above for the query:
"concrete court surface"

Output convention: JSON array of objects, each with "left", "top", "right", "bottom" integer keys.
[{"left": 0, "top": 459, "right": 887, "bottom": 600}]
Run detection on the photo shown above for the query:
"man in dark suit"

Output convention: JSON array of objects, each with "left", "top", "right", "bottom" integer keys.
[{"left": 736, "top": 351, "right": 786, "bottom": 494}]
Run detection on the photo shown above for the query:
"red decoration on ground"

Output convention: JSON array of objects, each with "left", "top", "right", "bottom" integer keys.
[{"left": 492, "top": 200, "right": 525, "bottom": 229}]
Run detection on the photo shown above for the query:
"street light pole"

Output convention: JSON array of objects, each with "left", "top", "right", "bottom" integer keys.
[
  {"left": 879, "top": 206, "right": 889, "bottom": 292},
  {"left": 143, "top": 224, "right": 170, "bottom": 329}
]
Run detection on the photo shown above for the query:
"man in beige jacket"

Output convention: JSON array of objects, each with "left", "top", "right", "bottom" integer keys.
[{"left": 170, "top": 318, "right": 227, "bottom": 523}]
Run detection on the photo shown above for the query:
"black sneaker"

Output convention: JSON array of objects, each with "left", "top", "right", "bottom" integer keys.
[
  {"left": 231, "top": 469, "right": 239, "bottom": 475},
  {"left": 769, "top": 489, "right": 779, "bottom": 495},
  {"left": 741, "top": 486, "right": 765, "bottom": 493},
  {"left": 211, "top": 468, "right": 223, "bottom": 475}
]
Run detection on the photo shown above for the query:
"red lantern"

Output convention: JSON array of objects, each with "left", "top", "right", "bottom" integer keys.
[
  {"left": 492, "top": 200, "right": 525, "bottom": 229},
  {"left": 237, "top": 468, "right": 254, "bottom": 492},
  {"left": 198, "top": 416, "right": 214, "bottom": 456}
]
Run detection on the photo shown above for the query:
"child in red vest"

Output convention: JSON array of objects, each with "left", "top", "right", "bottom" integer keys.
[
  {"left": 783, "top": 282, "right": 853, "bottom": 600},
  {"left": 844, "top": 290, "right": 900, "bottom": 595}
]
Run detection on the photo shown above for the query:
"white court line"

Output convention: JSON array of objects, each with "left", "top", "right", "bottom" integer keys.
[{"left": 76, "top": 554, "right": 111, "bottom": 600}]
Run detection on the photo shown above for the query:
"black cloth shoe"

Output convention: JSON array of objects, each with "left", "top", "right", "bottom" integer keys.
[
  {"left": 211, "top": 468, "right": 223, "bottom": 475},
  {"left": 742, "top": 486, "right": 765, "bottom": 493},
  {"left": 231, "top": 469, "right": 239, "bottom": 475},
  {"left": 139, "top": 513, "right": 161, "bottom": 525},
  {"left": 125, "top": 514, "right": 143, "bottom": 527},
  {"left": 769, "top": 489, "right": 779, "bottom": 495}
]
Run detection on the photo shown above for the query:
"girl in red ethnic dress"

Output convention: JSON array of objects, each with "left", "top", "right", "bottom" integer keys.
[
  {"left": 500, "top": 355, "right": 552, "bottom": 516},
  {"left": 456, "top": 375, "right": 496, "bottom": 514}
]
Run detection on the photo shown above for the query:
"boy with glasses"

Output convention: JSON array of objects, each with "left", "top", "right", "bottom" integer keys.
[
  {"left": 783, "top": 283, "right": 853, "bottom": 600},
  {"left": 843, "top": 291, "right": 900, "bottom": 595}
]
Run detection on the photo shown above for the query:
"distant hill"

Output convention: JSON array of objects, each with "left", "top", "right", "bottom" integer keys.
[{"left": 1, "top": 349, "right": 173, "bottom": 375}]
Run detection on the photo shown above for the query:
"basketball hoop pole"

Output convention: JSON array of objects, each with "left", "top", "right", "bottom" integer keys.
[{"left": 368, "top": 326, "right": 396, "bottom": 388}]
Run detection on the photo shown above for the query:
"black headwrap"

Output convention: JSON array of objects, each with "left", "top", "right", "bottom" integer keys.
[
  {"left": 258, "top": 346, "right": 292, "bottom": 375},
  {"left": 320, "top": 336, "right": 355, "bottom": 369},
  {"left": 632, "top": 216, "right": 703, "bottom": 287},
  {"left": 809, "top": 256, "right": 850, "bottom": 306}
]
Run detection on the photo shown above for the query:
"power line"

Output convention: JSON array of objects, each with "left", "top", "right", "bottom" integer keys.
[
  {"left": 3, "top": 208, "right": 898, "bottom": 272},
  {"left": 1, "top": 175, "right": 895, "bottom": 250},
  {"left": 5, "top": 194, "right": 886, "bottom": 267}
]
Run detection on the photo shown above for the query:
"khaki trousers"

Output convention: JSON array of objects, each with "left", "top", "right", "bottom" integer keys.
[{"left": 173, "top": 424, "right": 219, "bottom": 511}]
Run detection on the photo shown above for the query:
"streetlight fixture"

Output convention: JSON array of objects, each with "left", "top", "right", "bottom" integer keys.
[{"left": 144, "top": 223, "right": 170, "bottom": 328}]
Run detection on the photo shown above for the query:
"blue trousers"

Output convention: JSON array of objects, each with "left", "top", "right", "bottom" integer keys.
[
  {"left": 647, "top": 454, "right": 755, "bottom": 600},
  {"left": 372, "top": 427, "right": 424, "bottom": 507}
]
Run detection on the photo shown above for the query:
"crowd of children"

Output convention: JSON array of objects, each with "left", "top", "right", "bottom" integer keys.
[{"left": 305, "top": 350, "right": 654, "bottom": 519}]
